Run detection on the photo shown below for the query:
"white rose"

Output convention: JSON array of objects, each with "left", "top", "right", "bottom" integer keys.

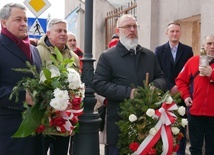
[
  {"left": 181, "top": 118, "right": 188, "bottom": 127},
  {"left": 50, "top": 98, "right": 69, "bottom": 111},
  {"left": 129, "top": 114, "right": 137, "bottom": 122},
  {"left": 171, "top": 127, "right": 180, "bottom": 135},
  {"left": 165, "top": 94, "right": 173, "bottom": 104},
  {"left": 149, "top": 127, "right": 157, "bottom": 135},
  {"left": 67, "top": 68, "right": 81, "bottom": 89},
  {"left": 53, "top": 88, "right": 69, "bottom": 100},
  {"left": 178, "top": 106, "right": 186, "bottom": 116},
  {"left": 146, "top": 108, "right": 155, "bottom": 117}
]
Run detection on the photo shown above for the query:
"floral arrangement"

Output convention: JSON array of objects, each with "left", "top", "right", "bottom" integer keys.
[
  {"left": 10, "top": 47, "right": 85, "bottom": 137},
  {"left": 117, "top": 85, "right": 187, "bottom": 155}
]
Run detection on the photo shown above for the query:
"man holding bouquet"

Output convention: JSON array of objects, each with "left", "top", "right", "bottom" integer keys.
[
  {"left": 0, "top": 3, "right": 43, "bottom": 155},
  {"left": 37, "top": 18, "right": 80, "bottom": 155}
]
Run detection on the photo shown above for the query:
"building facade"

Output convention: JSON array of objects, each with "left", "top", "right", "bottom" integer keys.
[{"left": 65, "top": 0, "right": 214, "bottom": 62}]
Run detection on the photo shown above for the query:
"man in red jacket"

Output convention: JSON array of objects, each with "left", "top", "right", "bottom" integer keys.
[{"left": 176, "top": 34, "right": 214, "bottom": 155}]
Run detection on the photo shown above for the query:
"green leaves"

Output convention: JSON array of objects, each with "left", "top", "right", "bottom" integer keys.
[
  {"left": 10, "top": 46, "right": 80, "bottom": 138},
  {"left": 12, "top": 103, "right": 45, "bottom": 138}
]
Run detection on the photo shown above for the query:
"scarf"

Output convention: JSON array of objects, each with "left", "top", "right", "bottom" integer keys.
[{"left": 1, "top": 28, "right": 32, "bottom": 62}]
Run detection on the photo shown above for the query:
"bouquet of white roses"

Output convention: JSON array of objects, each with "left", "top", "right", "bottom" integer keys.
[
  {"left": 117, "top": 85, "right": 188, "bottom": 155},
  {"left": 10, "top": 47, "right": 84, "bottom": 137}
]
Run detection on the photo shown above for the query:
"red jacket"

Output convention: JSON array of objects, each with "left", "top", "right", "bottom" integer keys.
[
  {"left": 108, "top": 38, "right": 119, "bottom": 48},
  {"left": 73, "top": 47, "right": 83, "bottom": 72},
  {"left": 176, "top": 55, "right": 214, "bottom": 116}
]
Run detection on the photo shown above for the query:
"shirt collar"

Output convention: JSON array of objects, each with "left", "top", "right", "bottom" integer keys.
[{"left": 169, "top": 43, "right": 178, "bottom": 50}]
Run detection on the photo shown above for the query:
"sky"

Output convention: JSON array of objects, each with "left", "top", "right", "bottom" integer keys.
[{"left": 0, "top": 0, "right": 65, "bottom": 19}]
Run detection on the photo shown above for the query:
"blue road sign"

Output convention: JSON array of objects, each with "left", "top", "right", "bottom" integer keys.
[{"left": 28, "top": 17, "right": 47, "bottom": 39}]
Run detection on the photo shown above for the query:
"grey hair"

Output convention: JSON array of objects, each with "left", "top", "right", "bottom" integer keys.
[
  {"left": 67, "top": 32, "right": 77, "bottom": 38},
  {"left": 0, "top": 3, "right": 26, "bottom": 20},
  {"left": 116, "top": 14, "right": 136, "bottom": 28},
  {"left": 204, "top": 34, "right": 214, "bottom": 40},
  {"left": 47, "top": 18, "right": 67, "bottom": 31}
]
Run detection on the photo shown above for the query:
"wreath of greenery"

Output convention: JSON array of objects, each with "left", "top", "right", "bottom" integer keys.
[{"left": 117, "top": 84, "right": 187, "bottom": 155}]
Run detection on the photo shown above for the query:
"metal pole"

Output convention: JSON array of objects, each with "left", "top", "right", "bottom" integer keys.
[{"left": 73, "top": 0, "right": 101, "bottom": 154}]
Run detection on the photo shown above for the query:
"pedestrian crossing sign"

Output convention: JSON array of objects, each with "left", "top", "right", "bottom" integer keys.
[{"left": 28, "top": 17, "right": 47, "bottom": 39}]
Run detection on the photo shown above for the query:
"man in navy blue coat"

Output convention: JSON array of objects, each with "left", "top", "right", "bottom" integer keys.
[
  {"left": 155, "top": 22, "right": 193, "bottom": 155},
  {"left": 0, "top": 3, "right": 42, "bottom": 155}
]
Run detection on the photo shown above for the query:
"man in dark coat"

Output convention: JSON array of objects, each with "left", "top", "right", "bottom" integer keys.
[
  {"left": 93, "top": 14, "right": 166, "bottom": 155},
  {"left": 0, "top": 3, "right": 42, "bottom": 155},
  {"left": 155, "top": 22, "right": 193, "bottom": 155}
]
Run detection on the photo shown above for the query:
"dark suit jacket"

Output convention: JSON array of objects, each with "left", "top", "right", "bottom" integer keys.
[
  {"left": 155, "top": 42, "right": 193, "bottom": 90},
  {"left": 0, "top": 34, "right": 42, "bottom": 155}
]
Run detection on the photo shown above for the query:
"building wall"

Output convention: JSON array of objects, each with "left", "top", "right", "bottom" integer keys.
[
  {"left": 137, "top": 0, "right": 202, "bottom": 53},
  {"left": 65, "top": 0, "right": 115, "bottom": 64},
  {"left": 65, "top": 0, "right": 214, "bottom": 62}
]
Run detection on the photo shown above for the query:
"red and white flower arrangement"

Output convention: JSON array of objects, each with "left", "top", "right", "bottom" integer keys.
[
  {"left": 117, "top": 86, "right": 187, "bottom": 155},
  {"left": 10, "top": 47, "right": 84, "bottom": 137}
]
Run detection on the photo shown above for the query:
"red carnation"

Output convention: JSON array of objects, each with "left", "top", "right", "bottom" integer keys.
[
  {"left": 129, "top": 142, "right": 139, "bottom": 152},
  {"left": 35, "top": 125, "right": 45, "bottom": 133},
  {"left": 71, "top": 116, "right": 78, "bottom": 125},
  {"left": 50, "top": 116, "right": 66, "bottom": 127},
  {"left": 71, "top": 97, "right": 81, "bottom": 110}
]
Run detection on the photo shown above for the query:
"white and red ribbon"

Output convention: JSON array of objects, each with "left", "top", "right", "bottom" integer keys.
[
  {"left": 132, "top": 102, "right": 178, "bottom": 155},
  {"left": 55, "top": 108, "right": 84, "bottom": 134}
]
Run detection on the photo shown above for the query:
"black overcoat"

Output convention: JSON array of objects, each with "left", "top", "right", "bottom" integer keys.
[{"left": 93, "top": 41, "right": 166, "bottom": 145}]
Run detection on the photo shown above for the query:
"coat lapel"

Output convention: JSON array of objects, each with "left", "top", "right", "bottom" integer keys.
[
  {"left": 164, "top": 43, "right": 174, "bottom": 64},
  {"left": 174, "top": 43, "right": 184, "bottom": 65},
  {"left": 0, "top": 35, "right": 29, "bottom": 63}
]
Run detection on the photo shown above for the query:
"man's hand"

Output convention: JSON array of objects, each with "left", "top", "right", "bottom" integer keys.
[
  {"left": 25, "top": 90, "right": 34, "bottom": 105},
  {"left": 199, "top": 66, "right": 213, "bottom": 77},
  {"left": 130, "top": 89, "right": 136, "bottom": 99},
  {"left": 184, "top": 97, "right": 192, "bottom": 107},
  {"left": 170, "top": 85, "right": 179, "bottom": 95}
]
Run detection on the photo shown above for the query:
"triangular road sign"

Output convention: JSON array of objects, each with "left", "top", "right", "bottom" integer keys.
[{"left": 28, "top": 18, "right": 47, "bottom": 39}]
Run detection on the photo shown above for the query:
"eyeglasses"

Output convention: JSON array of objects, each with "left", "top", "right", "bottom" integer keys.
[{"left": 118, "top": 24, "right": 139, "bottom": 30}]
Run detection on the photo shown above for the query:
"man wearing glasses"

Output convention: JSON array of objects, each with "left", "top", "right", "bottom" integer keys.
[{"left": 93, "top": 14, "right": 166, "bottom": 155}]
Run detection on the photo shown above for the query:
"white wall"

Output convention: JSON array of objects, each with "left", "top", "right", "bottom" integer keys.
[{"left": 65, "top": 0, "right": 214, "bottom": 59}]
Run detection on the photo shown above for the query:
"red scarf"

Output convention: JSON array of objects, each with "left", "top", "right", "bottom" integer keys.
[{"left": 1, "top": 28, "right": 32, "bottom": 62}]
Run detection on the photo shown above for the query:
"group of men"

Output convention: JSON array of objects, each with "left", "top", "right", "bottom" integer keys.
[
  {"left": 0, "top": 2, "right": 214, "bottom": 155},
  {"left": 0, "top": 3, "right": 83, "bottom": 155},
  {"left": 94, "top": 14, "right": 214, "bottom": 155}
]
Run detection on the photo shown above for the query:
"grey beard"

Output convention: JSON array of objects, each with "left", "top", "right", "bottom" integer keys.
[{"left": 120, "top": 35, "right": 138, "bottom": 49}]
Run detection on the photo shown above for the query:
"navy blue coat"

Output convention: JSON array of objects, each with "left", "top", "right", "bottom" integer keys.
[
  {"left": 93, "top": 41, "right": 166, "bottom": 145},
  {"left": 0, "top": 34, "right": 42, "bottom": 155},
  {"left": 155, "top": 42, "right": 193, "bottom": 90}
]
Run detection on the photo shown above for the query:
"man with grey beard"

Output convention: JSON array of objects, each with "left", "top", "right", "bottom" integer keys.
[{"left": 93, "top": 14, "right": 166, "bottom": 155}]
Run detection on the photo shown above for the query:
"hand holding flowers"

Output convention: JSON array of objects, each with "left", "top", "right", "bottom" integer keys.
[{"left": 10, "top": 47, "right": 84, "bottom": 137}]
